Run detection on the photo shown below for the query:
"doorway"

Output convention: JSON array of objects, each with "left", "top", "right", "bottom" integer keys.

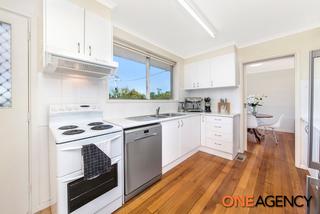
[
  {"left": 0, "top": 8, "right": 30, "bottom": 213},
  {"left": 243, "top": 56, "right": 296, "bottom": 152}
]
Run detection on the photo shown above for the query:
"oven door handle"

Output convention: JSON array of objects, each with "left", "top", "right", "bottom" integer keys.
[
  {"left": 61, "top": 156, "right": 121, "bottom": 183},
  {"left": 60, "top": 135, "right": 122, "bottom": 151},
  {"left": 61, "top": 175, "right": 84, "bottom": 183}
]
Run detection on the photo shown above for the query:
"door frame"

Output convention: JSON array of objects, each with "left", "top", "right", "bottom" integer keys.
[
  {"left": 239, "top": 53, "right": 302, "bottom": 168},
  {"left": 0, "top": 6, "right": 31, "bottom": 213}
]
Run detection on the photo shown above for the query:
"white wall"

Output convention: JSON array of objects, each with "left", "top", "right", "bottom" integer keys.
[{"left": 246, "top": 69, "right": 295, "bottom": 133}]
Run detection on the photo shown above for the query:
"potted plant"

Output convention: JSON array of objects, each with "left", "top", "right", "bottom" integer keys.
[{"left": 247, "top": 95, "right": 267, "bottom": 115}]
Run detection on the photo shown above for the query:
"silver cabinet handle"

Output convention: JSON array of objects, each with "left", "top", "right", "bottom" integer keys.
[
  {"left": 214, "top": 134, "right": 222, "bottom": 137},
  {"left": 181, "top": 120, "right": 184, "bottom": 127},
  {"left": 89, "top": 45, "right": 92, "bottom": 56},
  {"left": 214, "top": 142, "right": 222, "bottom": 146},
  {"left": 178, "top": 120, "right": 180, "bottom": 128},
  {"left": 77, "top": 42, "right": 80, "bottom": 53},
  {"left": 214, "top": 125, "right": 222, "bottom": 128}
]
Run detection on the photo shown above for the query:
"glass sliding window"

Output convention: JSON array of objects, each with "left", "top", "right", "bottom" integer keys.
[
  {"left": 150, "top": 59, "right": 172, "bottom": 100},
  {"left": 109, "top": 46, "right": 147, "bottom": 99},
  {"left": 109, "top": 42, "right": 175, "bottom": 100},
  {"left": 0, "top": 22, "right": 12, "bottom": 107}
]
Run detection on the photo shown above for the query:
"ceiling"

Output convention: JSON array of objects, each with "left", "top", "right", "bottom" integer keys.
[
  {"left": 245, "top": 57, "right": 295, "bottom": 74},
  {"left": 111, "top": 0, "right": 320, "bottom": 58}
]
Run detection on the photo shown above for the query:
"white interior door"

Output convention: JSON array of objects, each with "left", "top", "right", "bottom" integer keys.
[{"left": 0, "top": 9, "right": 29, "bottom": 214}]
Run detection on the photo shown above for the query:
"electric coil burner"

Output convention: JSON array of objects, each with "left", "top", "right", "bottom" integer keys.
[
  {"left": 62, "top": 129, "right": 85, "bottom": 135},
  {"left": 58, "top": 125, "right": 78, "bottom": 130},
  {"left": 91, "top": 125, "right": 113, "bottom": 130},
  {"left": 88, "top": 122, "right": 104, "bottom": 126}
]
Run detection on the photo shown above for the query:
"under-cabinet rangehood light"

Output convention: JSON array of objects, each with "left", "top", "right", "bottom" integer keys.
[
  {"left": 44, "top": 52, "right": 118, "bottom": 78},
  {"left": 177, "top": 0, "right": 216, "bottom": 38}
]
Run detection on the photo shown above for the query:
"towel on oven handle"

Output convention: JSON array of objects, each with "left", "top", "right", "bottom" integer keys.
[{"left": 81, "top": 144, "right": 112, "bottom": 180}]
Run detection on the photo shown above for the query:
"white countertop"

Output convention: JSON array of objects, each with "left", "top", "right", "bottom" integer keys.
[{"left": 104, "top": 112, "right": 240, "bottom": 129}]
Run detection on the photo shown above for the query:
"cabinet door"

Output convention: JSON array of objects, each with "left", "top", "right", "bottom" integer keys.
[
  {"left": 85, "top": 10, "right": 112, "bottom": 63},
  {"left": 162, "top": 120, "right": 181, "bottom": 167},
  {"left": 197, "top": 59, "right": 211, "bottom": 88},
  {"left": 211, "top": 53, "right": 237, "bottom": 87},
  {"left": 45, "top": 0, "right": 84, "bottom": 57},
  {"left": 181, "top": 116, "right": 201, "bottom": 155},
  {"left": 184, "top": 62, "right": 197, "bottom": 89}
]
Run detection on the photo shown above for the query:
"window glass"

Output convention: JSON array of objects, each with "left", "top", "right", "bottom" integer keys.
[
  {"left": 0, "top": 22, "right": 12, "bottom": 107},
  {"left": 109, "top": 43, "right": 174, "bottom": 100},
  {"left": 109, "top": 56, "right": 147, "bottom": 99},
  {"left": 150, "top": 65, "right": 172, "bottom": 99}
]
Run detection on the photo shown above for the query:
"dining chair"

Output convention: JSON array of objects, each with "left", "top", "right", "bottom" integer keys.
[
  {"left": 247, "top": 114, "right": 260, "bottom": 143},
  {"left": 259, "top": 114, "right": 284, "bottom": 144}
]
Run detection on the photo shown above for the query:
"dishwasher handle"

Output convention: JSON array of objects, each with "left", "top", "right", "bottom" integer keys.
[{"left": 133, "top": 133, "right": 158, "bottom": 142}]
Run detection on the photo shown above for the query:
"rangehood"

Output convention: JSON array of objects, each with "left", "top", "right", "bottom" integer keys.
[{"left": 44, "top": 52, "right": 118, "bottom": 78}]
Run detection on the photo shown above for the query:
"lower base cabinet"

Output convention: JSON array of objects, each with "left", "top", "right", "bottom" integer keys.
[
  {"left": 162, "top": 115, "right": 201, "bottom": 168},
  {"left": 201, "top": 115, "right": 240, "bottom": 160}
]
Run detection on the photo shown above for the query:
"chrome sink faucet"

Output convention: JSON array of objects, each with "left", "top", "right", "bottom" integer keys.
[{"left": 156, "top": 107, "right": 160, "bottom": 116}]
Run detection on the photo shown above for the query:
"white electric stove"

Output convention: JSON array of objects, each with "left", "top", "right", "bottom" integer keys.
[{"left": 49, "top": 104, "right": 124, "bottom": 214}]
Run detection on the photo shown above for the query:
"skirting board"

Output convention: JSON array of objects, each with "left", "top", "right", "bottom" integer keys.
[
  {"left": 162, "top": 148, "right": 199, "bottom": 174},
  {"left": 199, "top": 146, "right": 235, "bottom": 160}
]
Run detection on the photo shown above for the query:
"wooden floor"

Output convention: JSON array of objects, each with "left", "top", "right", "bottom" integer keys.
[{"left": 41, "top": 132, "right": 308, "bottom": 214}]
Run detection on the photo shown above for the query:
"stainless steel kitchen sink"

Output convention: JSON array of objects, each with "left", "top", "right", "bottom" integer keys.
[{"left": 126, "top": 113, "right": 186, "bottom": 121}]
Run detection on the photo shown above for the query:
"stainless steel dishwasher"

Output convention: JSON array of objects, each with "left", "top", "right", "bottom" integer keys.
[{"left": 124, "top": 123, "right": 162, "bottom": 202}]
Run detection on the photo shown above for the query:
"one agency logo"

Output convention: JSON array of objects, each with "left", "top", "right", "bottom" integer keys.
[{"left": 222, "top": 195, "right": 312, "bottom": 208}]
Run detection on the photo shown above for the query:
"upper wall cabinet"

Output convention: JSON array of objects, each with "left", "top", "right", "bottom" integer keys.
[
  {"left": 184, "top": 52, "right": 238, "bottom": 90},
  {"left": 44, "top": 0, "right": 113, "bottom": 64}
]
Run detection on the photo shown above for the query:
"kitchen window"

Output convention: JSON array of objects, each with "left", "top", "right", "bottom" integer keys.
[{"left": 109, "top": 41, "right": 174, "bottom": 100}]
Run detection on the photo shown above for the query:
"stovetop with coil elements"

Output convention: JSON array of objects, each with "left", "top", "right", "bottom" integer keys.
[{"left": 49, "top": 104, "right": 122, "bottom": 144}]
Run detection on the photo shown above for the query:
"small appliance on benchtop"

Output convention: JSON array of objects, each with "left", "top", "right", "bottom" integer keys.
[
  {"left": 184, "top": 97, "right": 203, "bottom": 112},
  {"left": 204, "top": 97, "right": 212, "bottom": 113},
  {"left": 49, "top": 104, "right": 123, "bottom": 214}
]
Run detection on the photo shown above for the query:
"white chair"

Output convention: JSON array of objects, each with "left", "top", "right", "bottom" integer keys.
[{"left": 259, "top": 114, "right": 284, "bottom": 144}]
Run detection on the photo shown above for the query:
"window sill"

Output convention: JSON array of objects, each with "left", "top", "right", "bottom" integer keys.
[{"left": 106, "top": 99, "right": 179, "bottom": 104}]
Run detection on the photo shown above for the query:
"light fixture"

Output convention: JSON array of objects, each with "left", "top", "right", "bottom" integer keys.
[
  {"left": 249, "top": 63, "right": 263, "bottom": 67},
  {"left": 177, "top": 0, "right": 216, "bottom": 38}
]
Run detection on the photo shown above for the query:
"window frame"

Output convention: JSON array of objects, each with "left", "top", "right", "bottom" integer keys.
[{"left": 109, "top": 40, "right": 175, "bottom": 100}]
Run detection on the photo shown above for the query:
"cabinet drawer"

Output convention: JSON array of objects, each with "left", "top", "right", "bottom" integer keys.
[
  {"left": 206, "top": 122, "right": 232, "bottom": 134},
  {"left": 205, "top": 116, "right": 232, "bottom": 125},
  {"left": 205, "top": 129, "right": 233, "bottom": 142},
  {"left": 205, "top": 138, "right": 233, "bottom": 153}
]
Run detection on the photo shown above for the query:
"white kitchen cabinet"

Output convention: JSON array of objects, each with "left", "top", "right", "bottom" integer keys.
[
  {"left": 162, "top": 119, "right": 181, "bottom": 167},
  {"left": 200, "top": 114, "right": 240, "bottom": 160},
  {"left": 184, "top": 52, "right": 238, "bottom": 90},
  {"left": 184, "top": 60, "right": 211, "bottom": 89},
  {"left": 162, "top": 115, "right": 201, "bottom": 168},
  {"left": 184, "top": 62, "right": 197, "bottom": 89},
  {"left": 45, "top": 0, "right": 85, "bottom": 58},
  {"left": 85, "top": 10, "right": 112, "bottom": 63},
  {"left": 211, "top": 52, "right": 237, "bottom": 88},
  {"left": 181, "top": 116, "right": 201, "bottom": 155},
  {"left": 44, "top": 0, "right": 113, "bottom": 64}
]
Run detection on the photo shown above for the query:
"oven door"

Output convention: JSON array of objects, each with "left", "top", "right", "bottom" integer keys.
[{"left": 56, "top": 156, "right": 123, "bottom": 214}]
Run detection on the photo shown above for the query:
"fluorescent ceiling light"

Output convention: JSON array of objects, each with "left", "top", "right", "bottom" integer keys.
[
  {"left": 177, "top": 0, "right": 216, "bottom": 38},
  {"left": 249, "top": 63, "right": 263, "bottom": 67}
]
